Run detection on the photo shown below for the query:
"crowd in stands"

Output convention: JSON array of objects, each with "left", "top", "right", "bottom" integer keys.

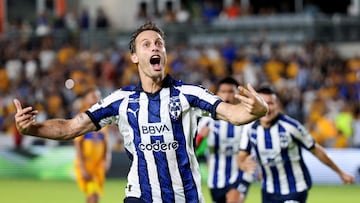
[{"left": 1, "top": 1, "right": 360, "bottom": 150}]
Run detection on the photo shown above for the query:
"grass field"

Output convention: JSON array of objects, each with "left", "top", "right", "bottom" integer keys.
[{"left": 0, "top": 178, "right": 359, "bottom": 203}]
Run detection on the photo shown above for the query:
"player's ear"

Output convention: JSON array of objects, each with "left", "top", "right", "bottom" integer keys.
[{"left": 130, "top": 53, "right": 139, "bottom": 63}]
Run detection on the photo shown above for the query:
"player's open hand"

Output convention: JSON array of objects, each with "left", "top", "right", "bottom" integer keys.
[
  {"left": 235, "top": 84, "right": 268, "bottom": 117},
  {"left": 13, "top": 99, "right": 38, "bottom": 135}
]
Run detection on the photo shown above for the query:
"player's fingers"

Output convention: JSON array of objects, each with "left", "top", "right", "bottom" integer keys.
[
  {"left": 21, "top": 118, "right": 36, "bottom": 129},
  {"left": 13, "top": 99, "right": 23, "bottom": 113},
  {"left": 246, "top": 83, "right": 256, "bottom": 93},
  {"left": 237, "top": 85, "right": 251, "bottom": 97}
]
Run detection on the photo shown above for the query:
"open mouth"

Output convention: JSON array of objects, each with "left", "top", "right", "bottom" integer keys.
[{"left": 150, "top": 56, "right": 161, "bottom": 65}]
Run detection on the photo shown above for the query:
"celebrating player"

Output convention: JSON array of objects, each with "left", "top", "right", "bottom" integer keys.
[
  {"left": 196, "top": 77, "right": 254, "bottom": 203},
  {"left": 237, "top": 85, "right": 354, "bottom": 203},
  {"left": 13, "top": 21, "right": 268, "bottom": 203}
]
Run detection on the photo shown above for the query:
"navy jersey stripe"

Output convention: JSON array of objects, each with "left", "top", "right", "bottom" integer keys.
[
  {"left": 270, "top": 166, "right": 280, "bottom": 194},
  {"left": 87, "top": 100, "right": 122, "bottom": 130},
  {"left": 225, "top": 156, "right": 232, "bottom": 186},
  {"left": 170, "top": 86, "right": 199, "bottom": 203},
  {"left": 148, "top": 93, "right": 161, "bottom": 123},
  {"left": 300, "top": 159, "right": 312, "bottom": 189},
  {"left": 225, "top": 123, "right": 234, "bottom": 185},
  {"left": 264, "top": 129, "right": 272, "bottom": 149},
  {"left": 212, "top": 121, "right": 220, "bottom": 187},
  {"left": 152, "top": 135, "right": 175, "bottom": 202},
  {"left": 213, "top": 153, "right": 220, "bottom": 187},
  {"left": 279, "top": 124, "right": 297, "bottom": 193},
  {"left": 148, "top": 93, "right": 175, "bottom": 202},
  {"left": 227, "top": 123, "right": 234, "bottom": 138}
]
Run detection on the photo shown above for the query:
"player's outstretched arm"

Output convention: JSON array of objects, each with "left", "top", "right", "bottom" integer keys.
[
  {"left": 216, "top": 84, "right": 268, "bottom": 125},
  {"left": 311, "top": 143, "right": 355, "bottom": 184},
  {"left": 13, "top": 99, "right": 97, "bottom": 140}
]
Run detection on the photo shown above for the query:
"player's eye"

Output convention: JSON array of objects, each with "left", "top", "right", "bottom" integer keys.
[
  {"left": 143, "top": 42, "right": 150, "bottom": 48},
  {"left": 155, "top": 41, "right": 163, "bottom": 47}
]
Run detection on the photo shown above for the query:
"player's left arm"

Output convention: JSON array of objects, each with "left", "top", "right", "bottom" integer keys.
[
  {"left": 237, "top": 151, "right": 257, "bottom": 175},
  {"left": 310, "top": 143, "right": 354, "bottom": 184},
  {"left": 216, "top": 84, "right": 268, "bottom": 125}
]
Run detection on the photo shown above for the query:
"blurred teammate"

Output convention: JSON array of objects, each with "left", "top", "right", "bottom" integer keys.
[
  {"left": 238, "top": 85, "right": 354, "bottom": 203},
  {"left": 74, "top": 88, "right": 111, "bottom": 203},
  {"left": 13, "top": 21, "right": 268, "bottom": 203},
  {"left": 196, "top": 77, "right": 253, "bottom": 203}
]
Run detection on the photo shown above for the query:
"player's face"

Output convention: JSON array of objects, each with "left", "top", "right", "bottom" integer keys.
[
  {"left": 217, "top": 83, "right": 237, "bottom": 104},
  {"left": 131, "top": 30, "right": 167, "bottom": 80},
  {"left": 259, "top": 93, "right": 279, "bottom": 125}
]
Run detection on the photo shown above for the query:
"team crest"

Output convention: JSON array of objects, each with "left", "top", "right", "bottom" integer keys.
[{"left": 169, "top": 96, "right": 182, "bottom": 120}]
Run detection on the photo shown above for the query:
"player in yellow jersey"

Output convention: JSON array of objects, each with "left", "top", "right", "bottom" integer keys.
[{"left": 74, "top": 88, "right": 111, "bottom": 203}]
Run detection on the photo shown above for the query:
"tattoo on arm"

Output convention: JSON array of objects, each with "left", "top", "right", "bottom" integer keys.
[{"left": 78, "top": 114, "right": 84, "bottom": 123}]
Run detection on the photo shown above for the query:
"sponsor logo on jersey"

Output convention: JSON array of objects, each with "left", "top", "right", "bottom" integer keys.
[
  {"left": 139, "top": 140, "right": 179, "bottom": 152},
  {"left": 140, "top": 123, "right": 171, "bottom": 135}
]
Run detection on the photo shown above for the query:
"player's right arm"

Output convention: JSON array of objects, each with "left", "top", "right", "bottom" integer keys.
[{"left": 14, "top": 99, "right": 97, "bottom": 140}]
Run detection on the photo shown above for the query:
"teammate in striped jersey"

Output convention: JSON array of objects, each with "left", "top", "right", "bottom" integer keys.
[
  {"left": 13, "top": 22, "right": 268, "bottom": 203},
  {"left": 237, "top": 85, "right": 354, "bottom": 203},
  {"left": 196, "top": 77, "right": 253, "bottom": 203}
]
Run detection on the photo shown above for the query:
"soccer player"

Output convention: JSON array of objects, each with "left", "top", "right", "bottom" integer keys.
[
  {"left": 74, "top": 88, "right": 111, "bottom": 203},
  {"left": 237, "top": 85, "right": 354, "bottom": 203},
  {"left": 196, "top": 77, "right": 253, "bottom": 203},
  {"left": 13, "top": 21, "right": 268, "bottom": 203}
]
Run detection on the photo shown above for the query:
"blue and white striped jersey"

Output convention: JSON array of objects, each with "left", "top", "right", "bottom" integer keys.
[
  {"left": 198, "top": 117, "right": 253, "bottom": 189},
  {"left": 239, "top": 114, "right": 315, "bottom": 195},
  {"left": 86, "top": 75, "right": 222, "bottom": 203}
]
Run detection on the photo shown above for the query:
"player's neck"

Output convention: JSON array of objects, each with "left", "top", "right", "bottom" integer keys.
[{"left": 140, "top": 75, "right": 164, "bottom": 93}]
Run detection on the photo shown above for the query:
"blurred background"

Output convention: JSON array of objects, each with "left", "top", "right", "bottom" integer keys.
[{"left": 0, "top": 0, "right": 360, "bottom": 187}]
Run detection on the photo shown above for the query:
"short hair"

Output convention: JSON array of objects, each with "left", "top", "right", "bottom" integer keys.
[
  {"left": 128, "top": 21, "right": 165, "bottom": 54},
  {"left": 216, "top": 76, "right": 239, "bottom": 92},
  {"left": 256, "top": 84, "right": 278, "bottom": 95}
]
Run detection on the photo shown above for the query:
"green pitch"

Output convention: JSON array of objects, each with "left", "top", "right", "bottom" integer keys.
[{"left": 0, "top": 178, "right": 358, "bottom": 203}]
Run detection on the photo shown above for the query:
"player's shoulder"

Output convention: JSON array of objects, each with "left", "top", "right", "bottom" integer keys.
[{"left": 278, "top": 114, "right": 304, "bottom": 129}]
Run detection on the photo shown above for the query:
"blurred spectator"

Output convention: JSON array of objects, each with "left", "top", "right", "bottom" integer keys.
[
  {"left": 95, "top": 7, "right": 109, "bottom": 29},
  {"left": 0, "top": 66, "right": 9, "bottom": 92},
  {"left": 64, "top": 10, "right": 79, "bottom": 32},
  {"left": 136, "top": 2, "right": 151, "bottom": 23},
  {"left": 78, "top": 8, "right": 90, "bottom": 30},
  {"left": 162, "top": 1, "right": 177, "bottom": 23},
  {"left": 352, "top": 105, "right": 360, "bottom": 148},
  {"left": 221, "top": 0, "right": 242, "bottom": 19},
  {"left": 263, "top": 52, "right": 286, "bottom": 86},
  {"left": 176, "top": 2, "right": 191, "bottom": 23},
  {"left": 53, "top": 13, "right": 65, "bottom": 30},
  {"left": 4, "top": 47, "right": 22, "bottom": 83},
  {"left": 35, "top": 11, "right": 51, "bottom": 37},
  {"left": 220, "top": 39, "right": 237, "bottom": 74},
  {"left": 24, "top": 50, "right": 40, "bottom": 82},
  {"left": 303, "top": 0, "right": 321, "bottom": 16},
  {"left": 39, "top": 36, "right": 56, "bottom": 73},
  {"left": 201, "top": 0, "right": 221, "bottom": 24},
  {"left": 335, "top": 104, "right": 354, "bottom": 142}
]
